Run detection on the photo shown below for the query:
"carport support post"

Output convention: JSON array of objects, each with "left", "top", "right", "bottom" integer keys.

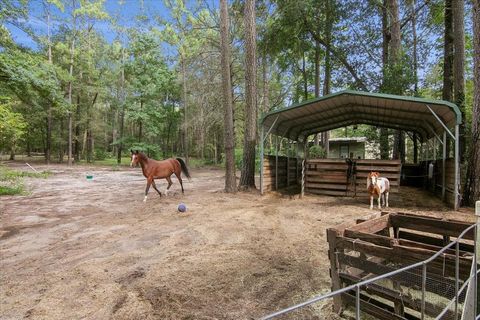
[
  {"left": 275, "top": 135, "right": 279, "bottom": 191},
  {"left": 301, "top": 141, "right": 306, "bottom": 198},
  {"left": 454, "top": 124, "right": 460, "bottom": 210},
  {"left": 287, "top": 140, "right": 290, "bottom": 188},
  {"left": 442, "top": 131, "right": 446, "bottom": 200},
  {"left": 260, "top": 125, "right": 265, "bottom": 195},
  {"left": 296, "top": 140, "right": 300, "bottom": 183}
]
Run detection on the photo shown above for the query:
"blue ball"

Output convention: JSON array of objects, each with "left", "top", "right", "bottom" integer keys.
[{"left": 178, "top": 203, "right": 187, "bottom": 212}]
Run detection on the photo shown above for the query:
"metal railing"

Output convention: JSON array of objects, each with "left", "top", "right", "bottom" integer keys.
[{"left": 261, "top": 222, "right": 479, "bottom": 320}]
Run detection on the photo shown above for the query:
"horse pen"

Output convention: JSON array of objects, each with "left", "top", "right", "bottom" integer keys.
[{"left": 0, "top": 159, "right": 477, "bottom": 319}]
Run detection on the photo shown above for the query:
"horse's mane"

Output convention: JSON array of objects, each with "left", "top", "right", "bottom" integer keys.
[{"left": 137, "top": 152, "right": 149, "bottom": 161}]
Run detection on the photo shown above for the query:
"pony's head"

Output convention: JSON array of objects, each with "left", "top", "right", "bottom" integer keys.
[
  {"left": 368, "top": 171, "right": 380, "bottom": 186},
  {"left": 130, "top": 150, "right": 140, "bottom": 167}
]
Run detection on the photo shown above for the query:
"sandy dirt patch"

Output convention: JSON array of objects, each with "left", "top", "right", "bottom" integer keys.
[{"left": 0, "top": 163, "right": 475, "bottom": 320}]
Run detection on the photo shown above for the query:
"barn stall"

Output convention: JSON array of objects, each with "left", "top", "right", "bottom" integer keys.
[{"left": 259, "top": 90, "right": 462, "bottom": 209}]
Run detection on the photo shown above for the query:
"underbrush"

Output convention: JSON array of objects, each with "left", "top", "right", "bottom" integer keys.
[{"left": 0, "top": 165, "right": 51, "bottom": 196}]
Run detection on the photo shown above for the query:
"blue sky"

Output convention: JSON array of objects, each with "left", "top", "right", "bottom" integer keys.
[{"left": 6, "top": 0, "right": 171, "bottom": 50}]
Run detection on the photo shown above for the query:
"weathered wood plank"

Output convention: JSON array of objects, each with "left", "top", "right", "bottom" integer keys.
[
  {"left": 356, "top": 159, "right": 401, "bottom": 165},
  {"left": 399, "top": 230, "right": 474, "bottom": 252},
  {"left": 344, "top": 229, "right": 471, "bottom": 257},
  {"left": 306, "top": 189, "right": 347, "bottom": 196},
  {"left": 306, "top": 176, "right": 347, "bottom": 183},
  {"left": 345, "top": 214, "right": 390, "bottom": 234},
  {"left": 305, "top": 183, "right": 347, "bottom": 190},
  {"left": 355, "top": 166, "right": 402, "bottom": 172},
  {"left": 390, "top": 213, "right": 474, "bottom": 240}
]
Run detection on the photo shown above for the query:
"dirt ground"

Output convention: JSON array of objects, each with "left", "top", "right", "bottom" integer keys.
[{"left": 0, "top": 162, "right": 475, "bottom": 320}]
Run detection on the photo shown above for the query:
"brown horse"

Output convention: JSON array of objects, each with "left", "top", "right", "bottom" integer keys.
[{"left": 130, "top": 150, "right": 191, "bottom": 202}]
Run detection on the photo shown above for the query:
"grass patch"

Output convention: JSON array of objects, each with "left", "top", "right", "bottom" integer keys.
[
  {"left": 0, "top": 169, "right": 51, "bottom": 181},
  {"left": 0, "top": 165, "right": 50, "bottom": 196},
  {"left": 0, "top": 184, "right": 24, "bottom": 195}
]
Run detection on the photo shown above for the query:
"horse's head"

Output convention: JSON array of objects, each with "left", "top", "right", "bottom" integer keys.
[
  {"left": 130, "top": 150, "right": 140, "bottom": 167},
  {"left": 368, "top": 171, "right": 380, "bottom": 187}
]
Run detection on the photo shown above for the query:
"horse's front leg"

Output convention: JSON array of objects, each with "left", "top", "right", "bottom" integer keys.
[
  {"left": 144, "top": 177, "right": 153, "bottom": 202},
  {"left": 385, "top": 192, "right": 389, "bottom": 208},
  {"left": 370, "top": 195, "right": 374, "bottom": 210},
  {"left": 151, "top": 180, "right": 162, "bottom": 197},
  {"left": 377, "top": 194, "right": 381, "bottom": 209}
]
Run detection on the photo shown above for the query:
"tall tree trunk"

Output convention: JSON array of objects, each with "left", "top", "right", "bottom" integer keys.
[
  {"left": 45, "top": 2, "right": 52, "bottom": 164},
  {"left": 411, "top": 0, "right": 419, "bottom": 161},
  {"left": 380, "top": 0, "right": 390, "bottom": 160},
  {"left": 220, "top": 0, "right": 236, "bottom": 193},
  {"left": 45, "top": 113, "right": 52, "bottom": 164},
  {"left": 9, "top": 143, "right": 15, "bottom": 160},
  {"left": 239, "top": 0, "right": 257, "bottom": 189},
  {"left": 67, "top": 31, "right": 75, "bottom": 165},
  {"left": 314, "top": 41, "right": 320, "bottom": 98},
  {"left": 74, "top": 94, "right": 80, "bottom": 161},
  {"left": 322, "top": 0, "right": 333, "bottom": 155},
  {"left": 117, "top": 47, "right": 125, "bottom": 164},
  {"left": 138, "top": 100, "right": 143, "bottom": 142},
  {"left": 59, "top": 119, "right": 64, "bottom": 162},
  {"left": 443, "top": 0, "right": 454, "bottom": 102},
  {"left": 453, "top": 0, "right": 465, "bottom": 162},
  {"left": 302, "top": 52, "right": 308, "bottom": 101},
  {"left": 262, "top": 52, "right": 269, "bottom": 114},
  {"left": 112, "top": 106, "right": 117, "bottom": 157},
  {"left": 181, "top": 57, "right": 189, "bottom": 164},
  {"left": 463, "top": 0, "right": 480, "bottom": 205},
  {"left": 314, "top": 40, "right": 321, "bottom": 146},
  {"left": 412, "top": 0, "right": 419, "bottom": 95},
  {"left": 387, "top": 0, "right": 405, "bottom": 162},
  {"left": 68, "top": 0, "right": 78, "bottom": 166}
]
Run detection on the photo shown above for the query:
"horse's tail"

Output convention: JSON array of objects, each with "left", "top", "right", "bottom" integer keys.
[{"left": 176, "top": 158, "right": 191, "bottom": 180}]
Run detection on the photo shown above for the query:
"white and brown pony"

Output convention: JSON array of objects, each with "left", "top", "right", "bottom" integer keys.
[{"left": 367, "top": 171, "right": 390, "bottom": 210}]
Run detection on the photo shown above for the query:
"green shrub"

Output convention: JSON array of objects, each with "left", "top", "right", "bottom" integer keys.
[
  {"left": 94, "top": 149, "right": 108, "bottom": 161},
  {"left": 309, "top": 145, "right": 327, "bottom": 158}
]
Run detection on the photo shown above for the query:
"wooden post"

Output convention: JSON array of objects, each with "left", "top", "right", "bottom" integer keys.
[{"left": 327, "top": 228, "right": 343, "bottom": 313}]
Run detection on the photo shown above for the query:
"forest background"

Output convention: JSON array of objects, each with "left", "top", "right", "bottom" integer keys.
[{"left": 1, "top": 0, "right": 479, "bottom": 203}]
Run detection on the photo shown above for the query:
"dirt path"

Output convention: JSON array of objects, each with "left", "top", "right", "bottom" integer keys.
[{"left": 0, "top": 164, "right": 475, "bottom": 320}]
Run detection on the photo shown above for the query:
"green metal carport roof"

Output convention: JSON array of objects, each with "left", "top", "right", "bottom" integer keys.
[
  {"left": 259, "top": 90, "right": 462, "bottom": 210},
  {"left": 261, "top": 90, "right": 462, "bottom": 142}
]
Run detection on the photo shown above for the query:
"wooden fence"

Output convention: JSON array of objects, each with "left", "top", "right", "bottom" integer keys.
[
  {"left": 419, "top": 158, "right": 456, "bottom": 207},
  {"left": 327, "top": 212, "right": 474, "bottom": 319},
  {"left": 305, "top": 159, "right": 402, "bottom": 197},
  {"left": 262, "top": 155, "right": 300, "bottom": 191}
]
